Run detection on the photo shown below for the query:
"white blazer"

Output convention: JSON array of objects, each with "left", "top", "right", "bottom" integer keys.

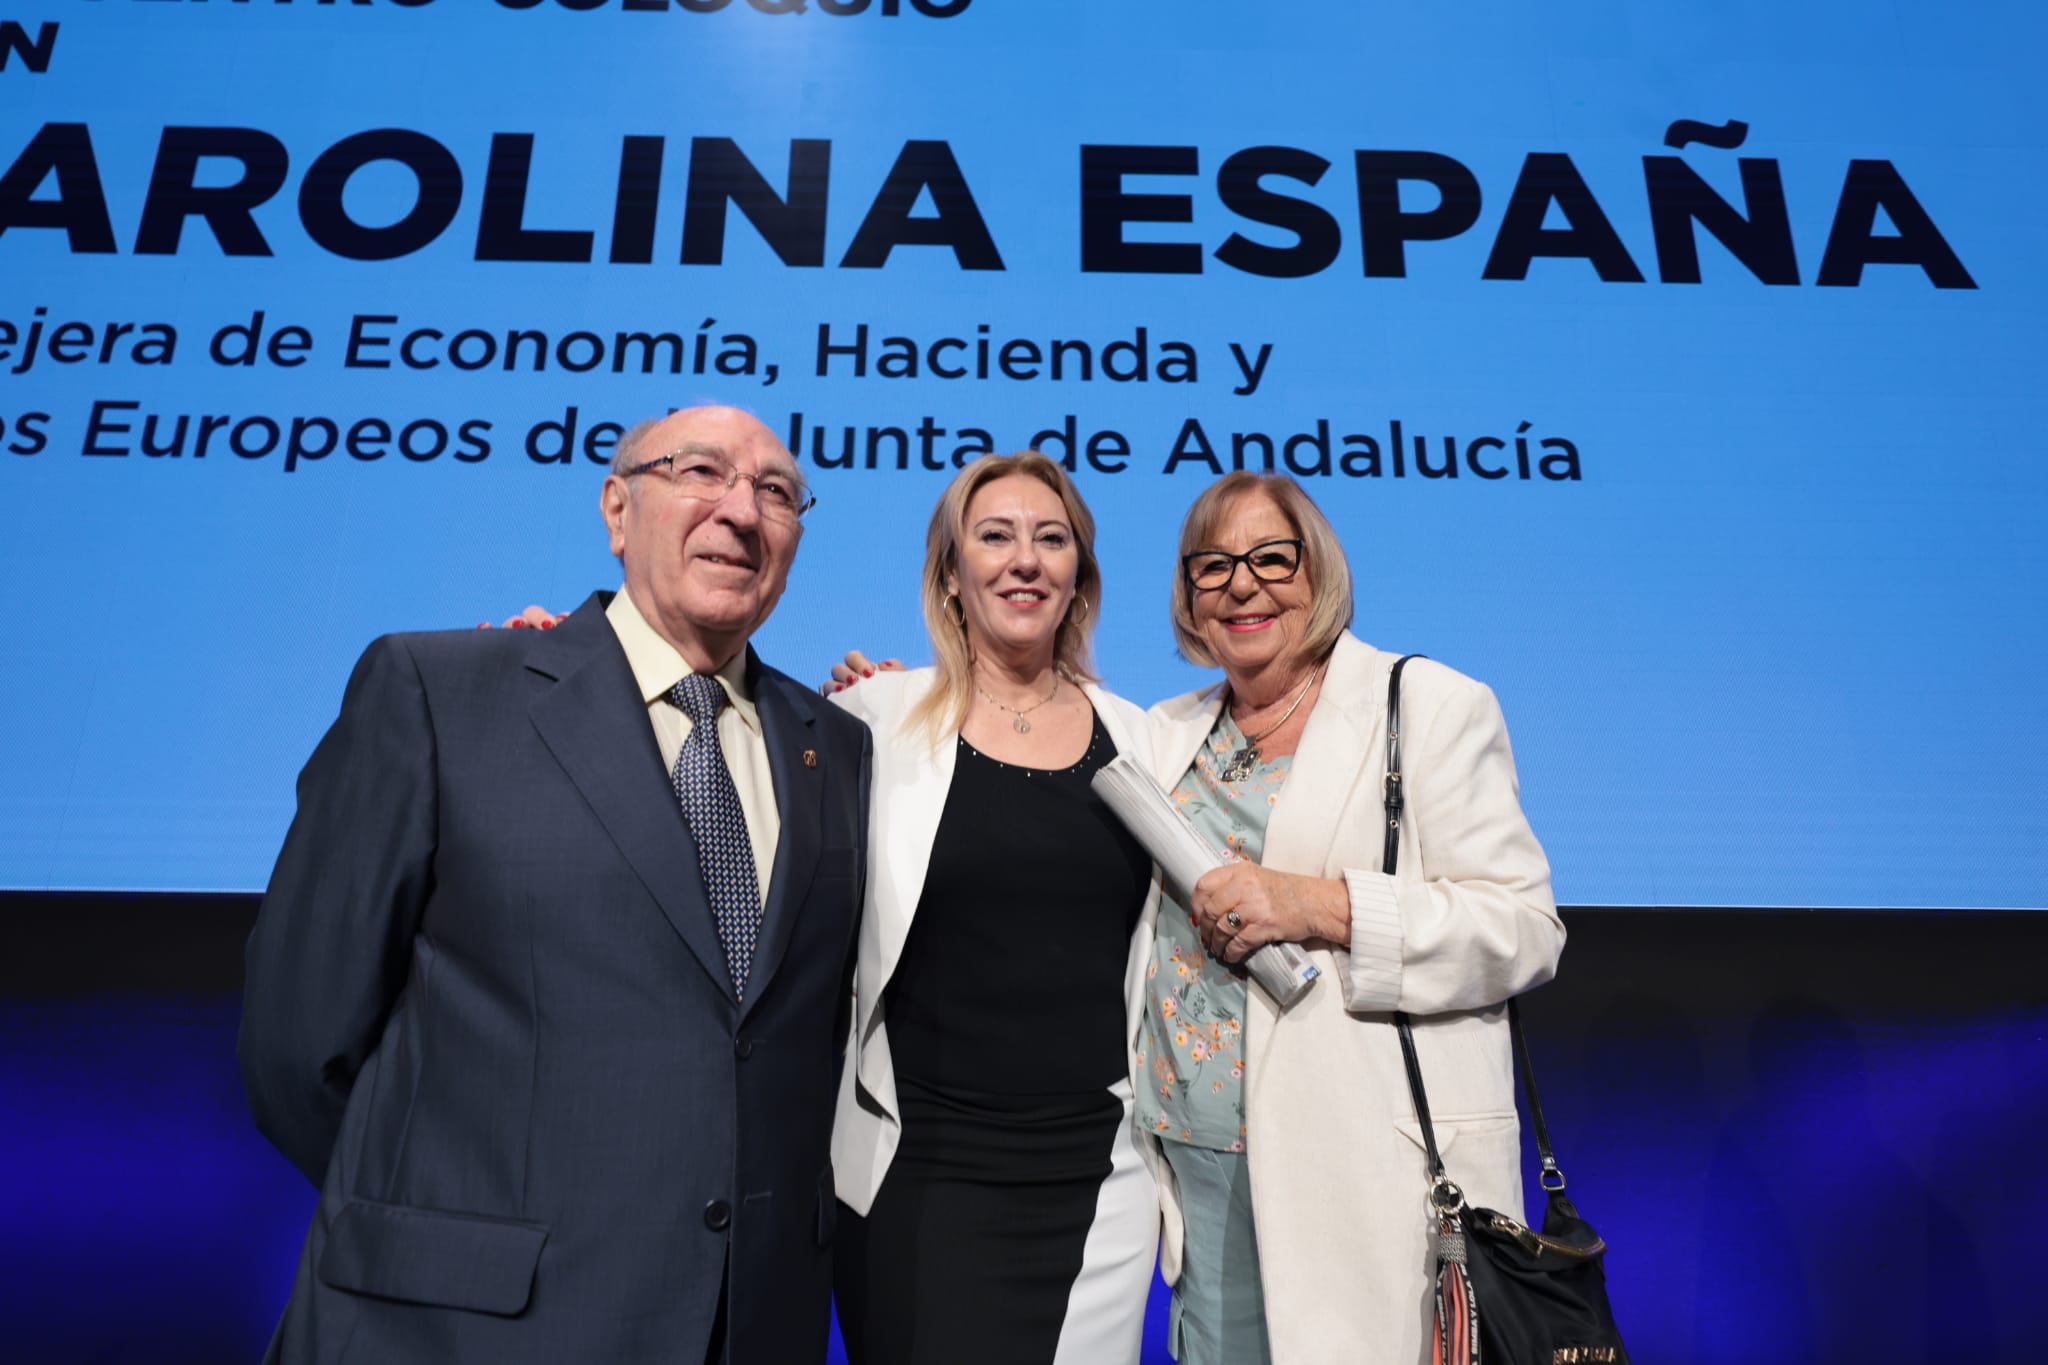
[
  {"left": 1142, "top": 633, "right": 1565, "bottom": 1365},
  {"left": 829, "top": 667, "right": 1165, "bottom": 1215}
]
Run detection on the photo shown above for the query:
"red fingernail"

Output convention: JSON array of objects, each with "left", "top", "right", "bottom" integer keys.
[
  {"left": 862, "top": 668, "right": 874, "bottom": 677},
  {"left": 511, "top": 619, "right": 528, "bottom": 629},
  {"left": 539, "top": 619, "right": 554, "bottom": 630}
]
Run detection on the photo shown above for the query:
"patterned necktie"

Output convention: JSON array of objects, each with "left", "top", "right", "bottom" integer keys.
[{"left": 670, "top": 674, "right": 763, "bottom": 1000}]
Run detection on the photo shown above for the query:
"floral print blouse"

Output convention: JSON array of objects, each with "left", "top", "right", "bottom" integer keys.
[{"left": 1134, "top": 709, "right": 1292, "bottom": 1152}]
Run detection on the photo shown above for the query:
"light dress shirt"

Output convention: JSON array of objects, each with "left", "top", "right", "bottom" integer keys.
[{"left": 606, "top": 587, "right": 777, "bottom": 905}]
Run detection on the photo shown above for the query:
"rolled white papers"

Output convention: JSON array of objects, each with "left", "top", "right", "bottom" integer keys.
[{"left": 1091, "top": 753, "right": 1320, "bottom": 1009}]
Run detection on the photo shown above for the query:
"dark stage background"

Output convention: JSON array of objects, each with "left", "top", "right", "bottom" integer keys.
[{"left": 5, "top": 897, "right": 2043, "bottom": 1365}]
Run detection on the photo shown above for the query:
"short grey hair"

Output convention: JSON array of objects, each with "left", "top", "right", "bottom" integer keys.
[{"left": 608, "top": 417, "right": 665, "bottom": 476}]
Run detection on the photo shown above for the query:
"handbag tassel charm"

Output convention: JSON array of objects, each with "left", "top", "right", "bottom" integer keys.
[{"left": 1431, "top": 1212, "right": 1480, "bottom": 1365}]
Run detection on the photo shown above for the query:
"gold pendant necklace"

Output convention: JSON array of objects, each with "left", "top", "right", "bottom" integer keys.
[
  {"left": 976, "top": 673, "right": 1061, "bottom": 734},
  {"left": 1218, "top": 666, "right": 1321, "bottom": 782}
]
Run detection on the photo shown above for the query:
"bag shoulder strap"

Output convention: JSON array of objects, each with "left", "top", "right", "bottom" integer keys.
[
  {"left": 1381, "top": 653, "right": 1418, "bottom": 876},
  {"left": 1383, "top": 653, "right": 1568, "bottom": 1201},
  {"left": 1508, "top": 995, "right": 1564, "bottom": 1189},
  {"left": 1383, "top": 655, "right": 1455, "bottom": 1195}
]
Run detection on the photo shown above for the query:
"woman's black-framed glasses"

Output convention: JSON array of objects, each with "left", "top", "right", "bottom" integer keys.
[
  {"left": 1181, "top": 538, "right": 1305, "bottom": 590},
  {"left": 624, "top": 449, "right": 817, "bottom": 524}
]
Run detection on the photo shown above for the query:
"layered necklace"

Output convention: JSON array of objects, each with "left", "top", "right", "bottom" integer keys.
[
  {"left": 976, "top": 671, "right": 1061, "bottom": 734},
  {"left": 1218, "top": 666, "right": 1322, "bottom": 782}
]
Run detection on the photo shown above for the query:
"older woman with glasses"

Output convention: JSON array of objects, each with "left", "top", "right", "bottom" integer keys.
[{"left": 1135, "top": 470, "right": 1563, "bottom": 1365}]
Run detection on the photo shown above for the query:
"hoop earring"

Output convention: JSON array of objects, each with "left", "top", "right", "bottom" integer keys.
[
  {"left": 945, "top": 592, "right": 966, "bottom": 628},
  {"left": 1069, "top": 596, "right": 1089, "bottom": 627}
]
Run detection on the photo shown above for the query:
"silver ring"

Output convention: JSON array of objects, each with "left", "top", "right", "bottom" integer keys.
[{"left": 1225, "top": 911, "right": 1243, "bottom": 929}]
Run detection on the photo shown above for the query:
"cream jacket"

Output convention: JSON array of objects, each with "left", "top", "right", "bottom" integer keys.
[{"left": 1140, "top": 633, "right": 1565, "bottom": 1365}]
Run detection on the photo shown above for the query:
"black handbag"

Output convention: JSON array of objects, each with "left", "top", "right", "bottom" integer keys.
[{"left": 1382, "top": 654, "right": 1630, "bottom": 1365}]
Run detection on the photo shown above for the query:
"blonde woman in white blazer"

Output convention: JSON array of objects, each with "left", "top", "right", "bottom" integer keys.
[
  {"left": 825, "top": 453, "right": 1162, "bottom": 1365},
  {"left": 1134, "top": 471, "right": 1564, "bottom": 1365}
]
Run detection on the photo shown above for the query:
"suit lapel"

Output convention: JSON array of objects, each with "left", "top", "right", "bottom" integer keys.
[
  {"left": 525, "top": 597, "right": 736, "bottom": 1005},
  {"left": 837, "top": 670, "right": 956, "bottom": 1053},
  {"left": 1262, "top": 633, "right": 1384, "bottom": 880},
  {"left": 1084, "top": 685, "right": 1176, "bottom": 1079},
  {"left": 1082, "top": 683, "right": 1146, "bottom": 766},
  {"left": 739, "top": 660, "right": 821, "bottom": 1024},
  {"left": 1154, "top": 683, "right": 1227, "bottom": 790},
  {"left": 871, "top": 712, "right": 955, "bottom": 1010}
]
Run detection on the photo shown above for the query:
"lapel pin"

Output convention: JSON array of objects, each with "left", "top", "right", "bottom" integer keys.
[{"left": 802, "top": 749, "right": 818, "bottom": 768}]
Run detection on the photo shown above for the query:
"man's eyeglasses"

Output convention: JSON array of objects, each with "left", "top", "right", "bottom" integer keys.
[
  {"left": 1181, "top": 538, "right": 1305, "bottom": 590},
  {"left": 623, "top": 449, "right": 816, "bottom": 523}
]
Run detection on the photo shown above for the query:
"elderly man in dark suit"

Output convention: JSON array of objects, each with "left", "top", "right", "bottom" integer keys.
[{"left": 240, "top": 404, "right": 870, "bottom": 1365}]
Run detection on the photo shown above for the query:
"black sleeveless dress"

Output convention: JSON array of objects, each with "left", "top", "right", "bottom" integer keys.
[{"left": 833, "top": 713, "right": 1153, "bottom": 1365}]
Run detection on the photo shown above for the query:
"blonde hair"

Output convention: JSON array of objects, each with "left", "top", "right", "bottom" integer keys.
[
  {"left": 907, "top": 453, "right": 1103, "bottom": 741},
  {"left": 1168, "top": 472, "right": 1354, "bottom": 668}
]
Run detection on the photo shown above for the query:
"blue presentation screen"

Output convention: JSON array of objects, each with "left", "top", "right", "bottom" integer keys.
[{"left": 1, "top": 2, "right": 2042, "bottom": 906}]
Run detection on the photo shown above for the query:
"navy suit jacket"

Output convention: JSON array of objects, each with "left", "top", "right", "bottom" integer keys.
[{"left": 240, "top": 593, "right": 871, "bottom": 1365}]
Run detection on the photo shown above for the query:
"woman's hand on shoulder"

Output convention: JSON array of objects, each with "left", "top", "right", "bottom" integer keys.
[
  {"left": 1191, "top": 862, "right": 1350, "bottom": 962},
  {"left": 476, "top": 605, "right": 566, "bottom": 630},
  {"left": 819, "top": 650, "right": 906, "bottom": 697},
  {"left": 823, "top": 650, "right": 905, "bottom": 695}
]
